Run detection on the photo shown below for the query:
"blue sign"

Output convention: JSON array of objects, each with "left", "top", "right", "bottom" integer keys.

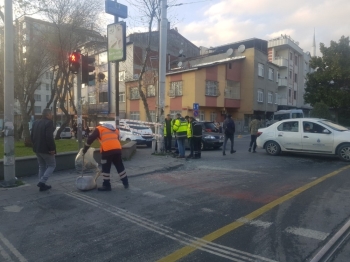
[
  {"left": 193, "top": 103, "right": 199, "bottom": 110},
  {"left": 105, "top": 1, "right": 128, "bottom": 18},
  {"left": 193, "top": 110, "right": 199, "bottom": 117}
]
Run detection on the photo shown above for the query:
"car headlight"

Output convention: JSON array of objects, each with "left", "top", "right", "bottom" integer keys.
[
  {"left": 203, "top": 135, "right": 215, "bottom": 139},
  {"left": 132, "top": 132, "right": 142, "bottom": 136}
]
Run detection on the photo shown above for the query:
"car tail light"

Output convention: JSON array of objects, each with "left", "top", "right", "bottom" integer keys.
[{"left": 257, "top": 131, "right": 263, "bottom": 137}]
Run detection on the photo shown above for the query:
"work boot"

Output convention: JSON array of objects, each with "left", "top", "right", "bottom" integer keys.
[
  {"left": 37, "top": 182, "right": 52, "bottom": 192},
  {"left": 231, "top": 150, "right": 236, "bottom": 154},
  {"left": 121, "top": 177, "right": 129, "bottom": 189},
  {"left": 98, "top": 180, "right": 111, "bottom": 191}
]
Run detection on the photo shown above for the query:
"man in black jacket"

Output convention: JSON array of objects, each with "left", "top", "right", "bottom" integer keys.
[
  {"left": 31, "top": 108, "right": 56, "bottom": 191},
  {"left": 222, "top": 114, "right": 236, "bottom": 156}
]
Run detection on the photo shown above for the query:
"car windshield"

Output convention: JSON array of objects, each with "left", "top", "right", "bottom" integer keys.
[
  {"left": 202, "top": 122, "right": 218, "bottom": 132},
  {"left": 129, "top": 125, "right": 149, "bottom": 130},
  {"left": 319, "top": 120, "right": 349, "bottom": 131}
]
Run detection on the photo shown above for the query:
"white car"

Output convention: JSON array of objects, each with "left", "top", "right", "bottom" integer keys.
[
  {"left": 256, "top": 118, "right": 350, "bottom": 161},
  {"left": 53, "top": 126, "right": 72, "bottom": 139}
]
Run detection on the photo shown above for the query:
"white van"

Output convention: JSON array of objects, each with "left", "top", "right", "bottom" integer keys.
[{"left": 272, "top": 109, "right": 304, "bottom": 123}]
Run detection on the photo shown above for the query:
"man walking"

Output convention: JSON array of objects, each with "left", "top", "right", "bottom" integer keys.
[
  {"left": 248, "top": 115, "right": 262, "bottom": 153},
  {"left": 164, "top": 114, "right": 173, "bottom": 153},
  {"left": 172, "top": 113, "right": 188, "bottom": 158},
  {"left": 83, "top": 122, "right": 129, "bottom": 191},
  {"left": 191, "top": 117, "right": 202, "bottom": 159},
  {"left": 31, "top": 108, "right": 56, "bottom": 192},
  {"left": 222, "top": 114, "right": 236, "bottom": 156}
]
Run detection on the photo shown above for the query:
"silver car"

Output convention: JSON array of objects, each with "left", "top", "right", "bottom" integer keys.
[{"left": 256, "top": 118, "right": 350, "bottom": 161}]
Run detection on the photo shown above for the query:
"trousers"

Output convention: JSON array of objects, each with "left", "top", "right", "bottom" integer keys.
[{"left": 36, "top": 153, "right": 56, "bottom": 183}]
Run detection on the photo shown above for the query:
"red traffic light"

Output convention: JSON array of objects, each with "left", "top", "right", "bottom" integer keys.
[
  {"left": 69, "top": 52, "right": 80, "bottom": 63},
  {"left": 69, "top": 52, "right": 80, "bottom": 74}
]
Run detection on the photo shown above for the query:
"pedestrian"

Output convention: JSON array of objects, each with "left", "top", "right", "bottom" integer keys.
[
  {"left": 222, "top": 114, "right": 236, "bottom": 156},
  {"left": 31, "top": 108, "right": 56, "bottom": 192},
  {"left": 82, "top": 122, "right": 129, "bottom": 191},
  {"left": 186, "top": 117, "right": 194, "bottom": 158},
  {"left": 172, "top": 113, "right": 188, "bottom": 158},
  {"left": 248, "top": 115, "right": 262, "bottom": 153},
  {"left": 73, "top": 123, "right": 77, "bottom": 139},
  {"left": 163, "top": 114, "right": 173, "bottom": 153},
  {"left": 191, "top": 117, "right": 202, "bottom": 159}
]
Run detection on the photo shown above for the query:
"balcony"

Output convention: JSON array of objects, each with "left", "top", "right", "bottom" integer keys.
[
  {"left": 273, "top": 57, "right": 288, "bottom": 68},
  {"left": 82, "top": 103, "right": 109, "bottom": 114},
  {"left": 278, "top": 78, "right": 288, "bottom": 87}
]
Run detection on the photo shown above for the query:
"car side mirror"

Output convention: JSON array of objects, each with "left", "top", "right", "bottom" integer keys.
[{"left": 322, "top": 129, "right": 331, "bottom": 134}]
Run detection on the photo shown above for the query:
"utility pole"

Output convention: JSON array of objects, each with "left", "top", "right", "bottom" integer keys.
[
  {"left": 77, "top": 50, "right": 83, "bottom": 149},
  {"left": 115, "top": 16, "right": 120, "bottom": 127},
  {"left": 157, "top": 0, "right": 168, "bottom": 153},
  {"left": 3, "top": 0, "right": 15, "bottom": 186}
]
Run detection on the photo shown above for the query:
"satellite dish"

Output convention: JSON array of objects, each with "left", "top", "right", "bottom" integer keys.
[
  {"left": 177, "top": 61, "right": 183, "bottom": 67},
  {"left": 226, "top": 48, "right": 233, "bottom": 56},
  {"left": 179, "top": 49, "right": 183, "bottom": 55},
  {"left": 238, "top": 44, "right": 245, "bottom": 53}
]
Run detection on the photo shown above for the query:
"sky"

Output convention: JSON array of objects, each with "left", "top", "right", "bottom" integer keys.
[{"left": 116, "top": 0, "right": 350, "bottom": 56}]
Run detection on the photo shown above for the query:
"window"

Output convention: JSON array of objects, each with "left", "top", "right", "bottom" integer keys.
[
  {"left": 205, "top": 81, "right": 219, "bottom": 96},
  {"left": 119, "top": 71, "right": 125, "bottom": 81},
  {"left": 295, "top": 56, "right": 298, "bottom": 65},
  {"left": 46, "top": 84, "right": 49, "bottom": 90},
  {"left": 147, "top": 85, "right": 156, "bottom": 97},
  {"left": 50, "top": 72, "right": 53, "bottom": 79},
  {"left": 130, "top": 111, "right": 140, "bottom": 120},
  {"left": 289, "top": 89, "right": 292, "bottom": 103},
  {"left": 199, "top": 111, "right": 205, "bottom": 121},
  {"left": 275, "top": 93, "right": 278, "bottom": 104},
  {"left": 294, "top": 91, "right": 297, "bottom": 100},
  {"left": 169, "top": 81, "right": 183, "bottom": 96},
  {"left": 150, "top": 111, "right": 156, "bottom": 122},
  {"left": 303, "top": 121, "right": 330, "bottom": 134},
  {"left": 34, "top": 94, "right": 41, "bottom": 101},
  {"left": 268, "top": 68, "right": 274, "bottom": 80},
  {"left": 276, "top": 70, "right": 279, "bottom": 82},
  {"left": 277, "top": 121, "right": 299, "bottom": 132},
  {"left": 290, "top": 52, "right": 293, "bottom": 60},
  {"left": 294, "top": 73, "right": 297, "bottom": 82},
  {"left": 289, "top": 70, "right": 292, "bottom": 79},
  {"left": 130, "top": 87, "right": 140, "bottom": 100},
  {"left": 34, "top": 106, "right": 41, "bottom": 114},
  {"left": 258, "top": 63, "right": 264, "bottom": 77},
  {"left": 225, "top": 81, "right": 240, "bottom": 99},
  {"left": 170, "top": 110, "right": 181, "bottom": 119},
  {"left": 228, "top": 63, "right": 232, "bottom": 69},
  {"left": 268, "top": 92, "right": 273, "bottom": 104},
  {"left": 210, "top": 112, "right": 217, "bottom": 122},
  {"left": 46, "top": 95, "right": 49, "bottom": 102},
  {"left": 99, "top": 92, "right": 108, "bottom": 103},
  {"left": 88, "top": 93, "right": 96, "bottom": 104},
  {"left": 119, "top": 92, "right": 125, "bottom": 102},
  {"left": 257, "top": 89, "right": 264, "bottom": 102}
]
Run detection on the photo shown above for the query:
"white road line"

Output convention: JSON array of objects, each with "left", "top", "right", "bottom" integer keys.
[
  {"left": 237, "top": 218, "right": 273, "bottom": 229},
  {"left": 0, "top": 243, "right": 12, "bottom": 262},
  {"left": 285, "top": 227, "right": 329, "bottom": 240},
  {"left": 143, "top": 191, "right": 166, "bottom": 198},
  {"left": 170, "top": 199, "right": 192, "bottom": 206},
  {"left": 0, "top": 232, "right": 27, "bottom": 262},
  {"left": 199, "top": 166, "right": 267, "bottom": 175},
  {"left": 202, "top": 208, "right": 215, "bottom": 213},
  {"left": 66, "top": 192, "right": 277, "bottom": 262}
]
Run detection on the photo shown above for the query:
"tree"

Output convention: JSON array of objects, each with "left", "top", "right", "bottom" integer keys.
[
  {"left": 310, "top": 102, "right": 332, "bottom": 120},
  {"left": 304, "top": 36, "right": 350, "bottom": 123}
]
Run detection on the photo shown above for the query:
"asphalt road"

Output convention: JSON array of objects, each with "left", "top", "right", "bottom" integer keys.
[{"left": 1, "top": 135, "right": 350, "bottom": 262}]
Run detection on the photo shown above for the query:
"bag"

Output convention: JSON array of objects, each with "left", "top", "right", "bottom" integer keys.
[
  {"left": 75, "top": 148, "right": 98, "bottom": 173},
  {"left": 76, "top": 171, "right": 101, "bottom": 191}
]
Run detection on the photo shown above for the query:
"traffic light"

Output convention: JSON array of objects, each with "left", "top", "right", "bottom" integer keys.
[
  {"left": 69, "top": 52, "right": 80, "bottom": 74},
  {"left": 82, "top": 55, "right": 96, "bottom": 85}
]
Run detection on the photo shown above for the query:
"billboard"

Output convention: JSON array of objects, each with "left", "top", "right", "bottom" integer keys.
[{"left": 107, "top": 22, "right": 126, "bottom": 62}]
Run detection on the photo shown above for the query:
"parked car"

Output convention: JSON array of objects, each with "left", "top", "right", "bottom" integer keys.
[
  {"left": 172, "top": 121, "right": 223, "bottom": 150},
  {"left": 53, "top": 126, "right": 72, "bottom": 139},
  {"left": 99, "top": 121, "right": 153, "bottom": 147},
  {"left": 256, "top": 118, "right": 350, "bottom": 161}
]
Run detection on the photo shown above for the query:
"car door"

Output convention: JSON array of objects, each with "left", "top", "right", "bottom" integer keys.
[
  {"left": 276, "top": 120, "right": 302, "bottom": 151},
  {"left": 302, "top": 121, "right": 334, "bottom": 153}
]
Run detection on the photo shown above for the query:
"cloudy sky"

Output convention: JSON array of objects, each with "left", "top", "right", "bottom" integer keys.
[{"left": 118, "top": 0, "right": 350, "bottom": 56}]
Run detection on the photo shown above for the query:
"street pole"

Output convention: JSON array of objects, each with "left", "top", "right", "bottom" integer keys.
[
  {"left": 3, "top": 0, "right": 15, "bottom": 186},
  {"left": 157, "top": 0, "right": 168, "bottom": 153},
  {"left": 114, "top": 16, "right": 120, "bottom": 127},
  {"left": 77, "top": 51, "right": 83, "bottom": 149}
]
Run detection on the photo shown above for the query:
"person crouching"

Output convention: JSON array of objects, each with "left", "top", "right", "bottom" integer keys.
[{"left": 82, "top": 123, "right": 129, "bottom": 191}]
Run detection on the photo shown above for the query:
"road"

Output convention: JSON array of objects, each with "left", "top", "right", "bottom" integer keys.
[{"left": 1, "top": 136, "right": 350, "bottom": 262}]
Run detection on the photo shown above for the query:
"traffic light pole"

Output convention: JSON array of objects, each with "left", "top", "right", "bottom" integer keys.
[
  {"left": 77, "top": 51, "right": 83, "bottom": 149},
  {"left": 3, "top": 0, "right": 15, "bottom": 186},
  {"left": 114, "top": 16, "right": 120, "bottom": 128}
]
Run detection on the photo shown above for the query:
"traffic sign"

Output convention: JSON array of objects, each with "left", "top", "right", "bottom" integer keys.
[
  {"left": 193, "top": 103, "right": 199, "bottom": 110},
  {"left": 107, "top": 22, "right": 126, "bottom": 62},
  {"left": 193, "top": 110, "right": 199, "bottom": 117},
  {"left": 105, "top": 1, "right": 128, "bottom": 18}
]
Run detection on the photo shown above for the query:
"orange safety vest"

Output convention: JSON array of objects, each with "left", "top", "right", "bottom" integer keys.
[{"left": 97, "top": 126, "right": 122, "bottom": 152}]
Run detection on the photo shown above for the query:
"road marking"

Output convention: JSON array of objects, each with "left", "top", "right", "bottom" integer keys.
[
  {"left": 237, "top": 218, "right": 272, "bottom": 229},
  {"left": 285, "top": 227, "right": 329, "bottom": 241},
  {"left": 170, "top": 199, "right": 192, "bottom": 206},
  {"left": 158, "top": 165, "right": 350, "bottom": 262},
  {"left": 198, "top": 166, "right": 267, "bottom": 175},
  {"left": 66, "top": 192, "right": 276, "bottom": 262},
  {"left": 0, "top": 243, "right": 12, "bottom": 261},
  {"left": 0, "top": 232, "right": 27, "bottom": 262},
  {"left": 3, "top": 205, "right": 23, "bottom": 213},
  {"left": 143, "top": 191, "right": 166, "bottom": 198}
]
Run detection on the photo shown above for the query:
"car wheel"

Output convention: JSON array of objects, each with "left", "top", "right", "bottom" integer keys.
[
  {"left": 338, "top": 144, "right": 350, "bottom": 162},
  {"left": 265, "top": 141, "right": 281, "bottom": 156},
  {"left": 126, "top": 138, "right": 131, "bottom": 142}
]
